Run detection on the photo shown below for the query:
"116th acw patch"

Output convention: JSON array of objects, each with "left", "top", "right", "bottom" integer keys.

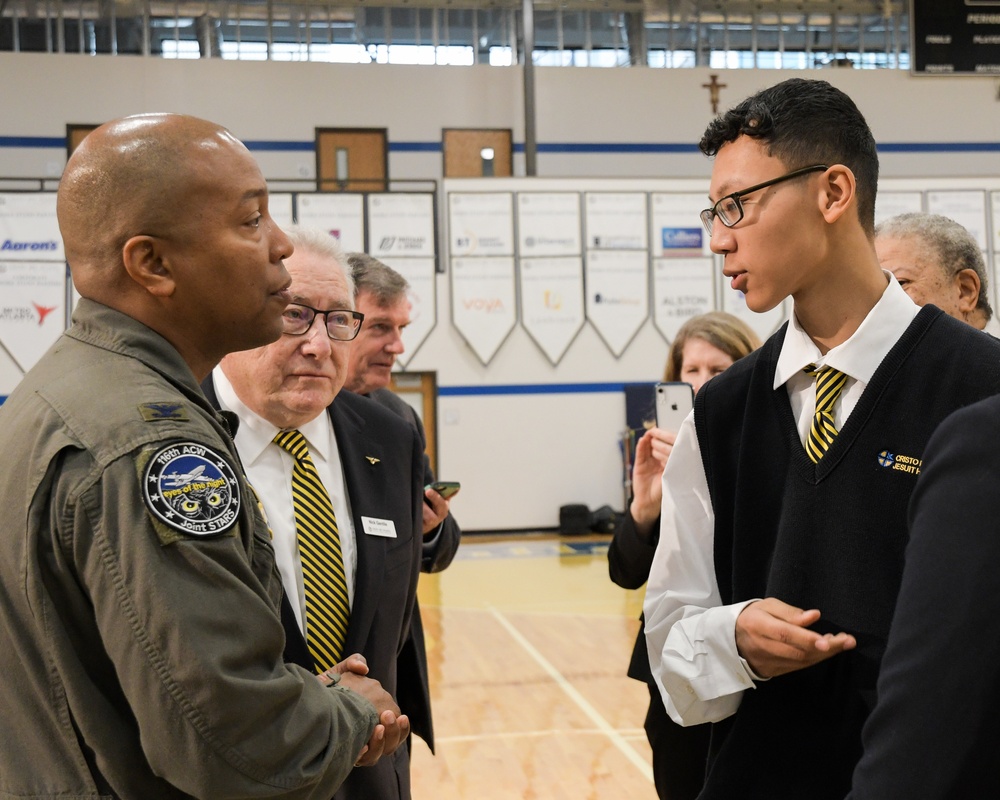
[{"left": 143, "top": 441, "right": 241, "bottom": 538}]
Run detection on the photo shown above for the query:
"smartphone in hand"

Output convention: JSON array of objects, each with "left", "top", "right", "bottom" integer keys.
[
  {"left": 425, "top": 481, "right": 461, "bottom": 500},
  {"left": 655, "top": 382, "right": 694, "bottom": 432}
]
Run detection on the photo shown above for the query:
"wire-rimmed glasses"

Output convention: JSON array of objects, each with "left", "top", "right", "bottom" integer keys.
[
  {"left": 281, "top": 303, "right": 364, "bottom": 341},
  {"left": 700, "top": 164, "right": 829, "bottom": 235}
]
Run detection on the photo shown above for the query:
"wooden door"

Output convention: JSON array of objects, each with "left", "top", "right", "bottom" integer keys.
[
  {"left": 66, "top": 124, "right": 100, "bottom": 157},
  {"left": 389, "top": 370, "right": 438, "bottom": 476},
  {"left": 316, "top": 128, "right": 388, "bottom": 192},
  {"left": 443, "top": 129, "right": 513, "bottom": 178}
]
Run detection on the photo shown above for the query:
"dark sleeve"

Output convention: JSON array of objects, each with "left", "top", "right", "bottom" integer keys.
[
  {"left": 607, "top": 508, "right": 659, "bottom": 590},
  {"left": 848, "top": 398, "right": 1000, "bottom": 799}
]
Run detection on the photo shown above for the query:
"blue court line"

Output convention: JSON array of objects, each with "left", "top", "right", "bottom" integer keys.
[
  {"left": 1, "top": 382, "right": 633, "bottom": 404},
  {"left": 3, "top": 137, "right": 998, "bottom": 154},
  {"left": 438, "top": 382, "right": 628, "bottom": 396}
]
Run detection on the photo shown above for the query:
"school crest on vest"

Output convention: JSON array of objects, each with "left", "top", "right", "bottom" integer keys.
[{"left": 143, "top": 441, "right": 241, "bottom": 537}]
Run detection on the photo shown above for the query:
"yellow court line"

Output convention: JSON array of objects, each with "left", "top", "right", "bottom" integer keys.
[{"left": 488, "top": 606, "right": 654, "bottom": 784}]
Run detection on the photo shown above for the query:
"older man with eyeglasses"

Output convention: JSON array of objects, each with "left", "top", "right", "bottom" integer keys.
[{"left": 202, "top": 226, "right": 425, "bottom": 800}]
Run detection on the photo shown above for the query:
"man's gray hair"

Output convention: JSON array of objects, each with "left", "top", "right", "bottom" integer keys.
[
  {"left": 283, "top": 226, "right": 355, "bottom": 306},
  {"left": 875, "top": 212, "right": 992, "bottom": 322},
  {"left": 346, "top": 252, "right": 409, "bottom": 305}
]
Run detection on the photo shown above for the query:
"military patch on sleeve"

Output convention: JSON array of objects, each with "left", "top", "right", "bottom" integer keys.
[
  {"left": 138, "top": 402, "right": 189, "bottom": 421},
  {"left": 143, "top": 441, "right": 241, "bottom": 538}
]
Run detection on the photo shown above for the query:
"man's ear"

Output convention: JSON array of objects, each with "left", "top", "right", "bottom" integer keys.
[
  {"left": 818, "top": 165, "right": 856, "bottom": 225},
  {"left": 955, "top": 268, "right": 981, "bottom": 315},
  {"left": 122, "top": 235, "right": 177, "bottom": 297}
]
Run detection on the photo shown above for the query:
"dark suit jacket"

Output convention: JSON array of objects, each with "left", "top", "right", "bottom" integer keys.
[
  {"left": 369, "top": 387, "right": 461, "bottom": 753},
  {"left": 204, "top": 378, "right": 424, "bottom": 800},
  {"left": 848, "top": 393, "right": 1000, "bottom": 799}
]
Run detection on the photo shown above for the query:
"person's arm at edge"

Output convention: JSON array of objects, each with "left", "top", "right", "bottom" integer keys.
[
  {"left": 848, "top": 400, "right": 1000, "bottom": 799},
  {"left": 643, "top": 411, "right": 760, "bottom": 726}
]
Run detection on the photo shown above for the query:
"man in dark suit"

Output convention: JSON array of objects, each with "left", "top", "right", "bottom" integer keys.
[
  {"left": 343, "top": 252, "right": 462, "bottom": 755},
  {"left": 847, "top": 392, "right": 1000, "bottom": 799},
  {"left": 204, "top": 227, "right": 424, "bottom": 800}
]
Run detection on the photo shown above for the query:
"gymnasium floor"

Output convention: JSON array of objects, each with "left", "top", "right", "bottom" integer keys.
[{"left": 408, "top": 534, "right": 658, "bottom": 799}]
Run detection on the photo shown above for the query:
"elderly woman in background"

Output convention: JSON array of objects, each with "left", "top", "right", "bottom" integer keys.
[
  {"left": 875, "top": 212, "right": 992, "bottom": 331},
  {"left": 608, "top": 311, "right": 762, "bottom": 800}
]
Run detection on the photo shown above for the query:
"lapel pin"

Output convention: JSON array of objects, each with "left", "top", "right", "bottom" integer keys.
[{"left": 366, "top": 456, "right": 381, "bottom": 465}]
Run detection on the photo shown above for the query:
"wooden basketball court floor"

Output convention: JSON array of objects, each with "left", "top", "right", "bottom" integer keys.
[{"left": 408, "top": 533, "right": 658, "bottom": 799}]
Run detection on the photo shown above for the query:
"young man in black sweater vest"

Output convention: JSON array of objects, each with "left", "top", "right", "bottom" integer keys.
[{"left": 642, "top": 77, "right": 1000, "bottom": 800}]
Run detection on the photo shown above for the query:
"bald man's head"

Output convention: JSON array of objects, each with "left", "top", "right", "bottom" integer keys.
[{"left": 57, "top": 114, "right": 246, "bottom": 298}]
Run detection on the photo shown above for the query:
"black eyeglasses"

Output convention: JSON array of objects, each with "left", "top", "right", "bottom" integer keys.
[
  {"left": 700, "top": 164, "right": 828, "bottom": 235},
  {"left": 281, "top": 303, "right": 364, "bottom": 341}
]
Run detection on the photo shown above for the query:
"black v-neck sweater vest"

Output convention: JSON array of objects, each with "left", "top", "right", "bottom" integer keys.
[{"left": 691, "top": 305, "right": 1000, "bottom": 800}]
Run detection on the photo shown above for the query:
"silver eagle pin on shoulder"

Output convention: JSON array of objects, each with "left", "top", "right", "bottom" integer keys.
[{"left": 365, "top": 456, "right": 380, "bottom": 465}]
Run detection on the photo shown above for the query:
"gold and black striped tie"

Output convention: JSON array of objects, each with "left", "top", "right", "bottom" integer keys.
[
  {"left": 804, "top": 364, "right": 848, "bottom": 463},
  {"left": 273, "top": 429, "right": 349, "bottom": 672}
]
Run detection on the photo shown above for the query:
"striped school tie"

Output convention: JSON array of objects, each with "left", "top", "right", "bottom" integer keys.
[
  {"left": 273, "top": 429, "right": 349, "bottom": 672},
  {"left": 804, "top": 364, "right": 848, "bottom": 463}
]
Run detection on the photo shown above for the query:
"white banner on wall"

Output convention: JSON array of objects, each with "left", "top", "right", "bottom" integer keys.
[
  {"left": 652, "top": 257, "right": 716, "bottom": 343},
  {"left": 295, "top": 193, "right": 365, "bottom": 252},
  {"left": 451, "top": 256, "right": 517, "bottom": 366},
  {"left": 380, "top": 257, "right": 437, "bottom": 368},
  {"left": 926, "top": 190, "right": 988, "bottom": 250},
  {"left": 368, "top": 193, "right": 436, "bottom": 258},
  {"left": 722, "top": 288, "right": 788, "bottom": 343},
  {"left": 0, "top": 260, "right": 67, "bottom": 375},
  {"left": 584, "top": 192, "right": 648, "bottom": 250},
  {"left": 269, "top": 193, "right": 295, "bottom": 231},
  {"left": 992, "top": 192, "right": 1000, "bottom": 253},
  {"left": 585, "top": 249, "right": 649, "bottom": 357},
  {"left": 874, "top": 191, "right": 924, "bottom": 225},
  {"left": 449, "top": 193, "right": 515, "bottom": 257},
  {"left": 650, "top": 192, "right": 710, "bottom": 259},
  {"left": 0, "top": 193, "right": 63, "bottom": 262},
  {"left": 517, "top": 193, "right": 582, "bottom": 257},
  {"left": 519, "top": 256, "right": 586, "bottom": 365}
]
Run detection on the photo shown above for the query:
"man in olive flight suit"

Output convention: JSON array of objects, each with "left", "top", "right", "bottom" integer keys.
[{"left": 0, "top": 113, "right": 407, "bottom": 798}]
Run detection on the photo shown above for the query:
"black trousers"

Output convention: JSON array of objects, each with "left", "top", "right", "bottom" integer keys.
[{"left": 645, "top": 683, "right": 712, "bottom": 800}]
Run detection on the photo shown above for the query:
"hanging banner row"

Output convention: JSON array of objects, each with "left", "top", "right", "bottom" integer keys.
[
  {"left": 446, "top": 188, "right": 1000, "bottom": 366},
  {"left": 0, "top": 190, "right": 438, "bottom": 383}
]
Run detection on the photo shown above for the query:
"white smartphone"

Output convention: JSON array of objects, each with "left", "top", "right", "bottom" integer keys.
[{"left": 655, "top": 382, "right": 694, "bottom": 431}]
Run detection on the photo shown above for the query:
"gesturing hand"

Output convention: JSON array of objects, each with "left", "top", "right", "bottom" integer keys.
[{"left": 735, "top": 598, "right": 857, "bottom": 679}]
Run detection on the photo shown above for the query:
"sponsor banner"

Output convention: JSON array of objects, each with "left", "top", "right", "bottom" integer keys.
[
  {"left": 368, "top": 193, "right": 436, "bottom": 258},
  {"left": 0, "top": 193, "right": 63, "bottom": 262},
  {"left": 295, "top": 193, "right": 365, "bottom": 252},
  {"left": 927, "top": 190, "right": 988, "bottom": 249},
  {"left": 449, "top": 192, "right": 515, "bottom": 257},
  {"left": 650, "top": 192, "right": 710, "bottom": 258},
  {"left": 451, "top": 256, "right": 516, "bottom": 366},
  {"left": 0, "top": 260, "right": 67, "bottom": 376},
  {"left": 652, "top": 258, "right": 715, "bottom": 342},
  {"left": 517, "top": 192, "right": 582, "bottom": 257},
  {"left": 874, "top": 191, "right": 924, "bottom": 226},
  {"left": 379, "top": 256, "right": 437, "bottom": 368},
  {"left": 584, "top": 192, "right": 648, "bottom": 251},
  {"left": 992, "top": 191, "right": 1000, "bottom": 253},
  {"left": 269, "top": 193, "right": 294, "bottom": 231},
  {"left": 722, "top": 284, "right": 788, "bottom": 342},
  {"left": 519, "top": 256, "right": 586, "bottom": 365},
  {"left": 584, "top": 249, "right": 649, "bottom": 357}
]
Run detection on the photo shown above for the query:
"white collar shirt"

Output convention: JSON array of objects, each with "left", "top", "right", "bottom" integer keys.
[{"left": 213, "top": 367, "right": 357, "bottom": 636}]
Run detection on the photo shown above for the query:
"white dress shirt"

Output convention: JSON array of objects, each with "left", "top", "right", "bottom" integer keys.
[
  {"left": 213, "top": 368, "right": 357, "bottom": 636},
  {"left": 643, "top": 275, "right": 920, "bottom": 726}
]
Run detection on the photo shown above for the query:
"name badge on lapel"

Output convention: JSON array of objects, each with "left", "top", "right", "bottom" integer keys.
[{"left": 361, "top": 516, "right": 397, "bottom": 538}]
